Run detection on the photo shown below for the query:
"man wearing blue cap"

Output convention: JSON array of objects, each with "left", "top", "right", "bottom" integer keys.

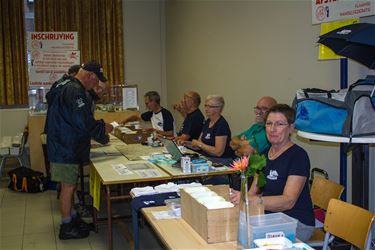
[{"left": 46, "top": 60, "right": 113, "bottom": 240}]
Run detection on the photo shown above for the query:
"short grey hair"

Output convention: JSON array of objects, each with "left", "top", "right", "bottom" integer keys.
[
  {"left": 206, "top": 95, "right": 225, "bottom": 109},
  {"left": 144, "top": 91, "right": 160, "bottom": 104}
]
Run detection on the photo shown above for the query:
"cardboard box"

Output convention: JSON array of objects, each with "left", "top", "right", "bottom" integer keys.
[
  {"left": 114, "top": 127, "right": 151, "bottom": 144},
  {"left": 181, "top": 185, "right": 238, "bottom": 243}
]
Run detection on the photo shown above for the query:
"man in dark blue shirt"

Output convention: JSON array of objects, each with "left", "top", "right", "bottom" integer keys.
[{"left": 174, "top": 91, "right": 204, "bottom": 142}]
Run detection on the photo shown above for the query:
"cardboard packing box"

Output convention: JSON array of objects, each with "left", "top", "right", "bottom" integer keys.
[
  {"left": 181, "top": 185, "right": 238, "bottom": 243},
  {"left": 114, "top": 127, "right": 151, "bottom": 144}
]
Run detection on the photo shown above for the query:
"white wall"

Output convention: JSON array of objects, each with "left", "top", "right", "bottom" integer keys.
[
  {"left": 123, "top": 0, "right": 167, "bottom": 111},
  {"left": 164, "top": 0, "right": 373, "bottom": 194},
  {"left": 0, "top": 108, "right": 29, "bottom": 139}
]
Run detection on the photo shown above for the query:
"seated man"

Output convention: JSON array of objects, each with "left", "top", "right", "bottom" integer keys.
[
  {"left": 230, "top": 96, "right": 277, "bottom": 156},
  {"left": 122, "top": 91, "right": 175, "bottom": 137},
  {"left": 174, "top": 91, "right": 204, "bottom": 142}
]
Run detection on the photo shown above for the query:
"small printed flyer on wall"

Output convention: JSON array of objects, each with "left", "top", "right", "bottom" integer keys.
[{"left": 123, "top": 86, "right": 139, "bottom": 110}]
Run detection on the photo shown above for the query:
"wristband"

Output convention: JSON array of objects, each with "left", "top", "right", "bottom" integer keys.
[{"left": 258, "top": 196, "right": 263, "bottom": 205}]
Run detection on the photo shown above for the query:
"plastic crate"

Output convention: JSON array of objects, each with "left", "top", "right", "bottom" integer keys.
[{"left": 250, "top": 212, "right": 297, "bottom": 247}]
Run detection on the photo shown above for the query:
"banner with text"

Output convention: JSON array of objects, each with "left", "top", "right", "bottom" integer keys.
[
  {"left": 312, "top": 0, "right": 375, "bottom": 24},
  {"left": 29, "top": 50, "right": 80, "bottom": 87},
  {"left": 27, "top": 32, "right": 78, "bottom": 51}
]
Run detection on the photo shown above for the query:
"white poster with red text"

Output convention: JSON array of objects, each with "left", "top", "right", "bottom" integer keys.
[
  {"left": 27, "top": 32, "right": 80, "bottom": 87},
  {"left": 28, "top": 50, "right": 80, "bottom": 87},
  {"left": 312, "top": 0, "right": 375, "bottom": 24}
]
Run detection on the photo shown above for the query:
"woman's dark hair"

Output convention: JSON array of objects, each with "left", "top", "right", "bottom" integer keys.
[{"left": 265, "top": 104, "right": 295, "bottom": 124}]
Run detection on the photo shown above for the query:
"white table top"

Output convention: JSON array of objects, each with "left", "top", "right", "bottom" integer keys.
[{"left": 297, "top": 131, "right": 375, "bottom": 144}]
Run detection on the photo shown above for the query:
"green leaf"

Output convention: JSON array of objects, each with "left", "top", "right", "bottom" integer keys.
[
  {"left": 249, "top": 154, "right": 267, "bottom": 170},
  {"left": 257, "top": 172, "right": 266, "bottom": 188}
]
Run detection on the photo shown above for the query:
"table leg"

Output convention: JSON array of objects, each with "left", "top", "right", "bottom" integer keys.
[
  {"left": 93, "top": 207, "right": 98, "bottom": 233},
  {"left": 132, "top": 208, "right": 139, "bottom": 250},
  {"left": 106, "top": 185, "right": 113, "bottom": 250}
]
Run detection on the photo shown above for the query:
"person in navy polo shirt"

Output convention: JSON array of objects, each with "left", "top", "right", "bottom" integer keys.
[
  {"left": 174, "top": 91, "right": 204, "bottom": 142},
  {"left": 182, "top": 94, "right": 234, "bottom": 161},
  {"left": 230, "top": 104, "right": 314, "bottom": 241}
]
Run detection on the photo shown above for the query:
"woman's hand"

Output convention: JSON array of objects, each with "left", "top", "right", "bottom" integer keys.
[{"left": 230, "top": 189, "right": 241, "bottom": 205}]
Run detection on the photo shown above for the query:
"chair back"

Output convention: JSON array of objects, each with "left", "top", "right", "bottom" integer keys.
[
  {"left": 324, "top": 199, "right": 375, "bottom": 250},
  {"left": 18, "top": 128, "right": 29, "bottom": 156},
  {"left": 310, "top": 176, "right": 344, "bottom": 210}
]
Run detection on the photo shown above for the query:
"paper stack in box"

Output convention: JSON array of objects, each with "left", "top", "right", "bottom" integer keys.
[{"left": 181, "top": 185, "right": 238, "bottom": 243}]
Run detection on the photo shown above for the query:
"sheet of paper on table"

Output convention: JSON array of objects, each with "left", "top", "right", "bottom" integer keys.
[
  {"left": 112, "top": 163, "right": 133, "bottom": 175},
  {"left": 152, "top": 211, "right": 180, "bottom": 220}
]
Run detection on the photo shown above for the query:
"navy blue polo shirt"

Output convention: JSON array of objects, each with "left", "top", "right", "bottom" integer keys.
[
  {"left": 200, "top": 116, "right": 234, "bottom": 159},
  {"left": 262, "top": 144, "right": 315, "bottom": 226},
  {"left": 178, "top": 109, "right": 204, "bottom": 140}
]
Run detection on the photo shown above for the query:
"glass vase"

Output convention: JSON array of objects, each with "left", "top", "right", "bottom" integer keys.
[{"left": 237, "top": 173, "right": 252, "bottom": 249}]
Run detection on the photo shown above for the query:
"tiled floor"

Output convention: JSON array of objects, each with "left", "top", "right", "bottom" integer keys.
[{"left": 0, "top": 164, "right": 163, "bottom": 250}]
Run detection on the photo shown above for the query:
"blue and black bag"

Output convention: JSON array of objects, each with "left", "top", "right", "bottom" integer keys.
[
  {"left": 293, "top": 88, "right": 348, "bottom": 136},
  {"left": 293, "top": 75, "right": 375, "bottom": 138}
]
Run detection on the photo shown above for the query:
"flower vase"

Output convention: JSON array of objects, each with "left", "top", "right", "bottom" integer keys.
[{"left": 237, "top": 173, "right": 252, "bottom": 249}]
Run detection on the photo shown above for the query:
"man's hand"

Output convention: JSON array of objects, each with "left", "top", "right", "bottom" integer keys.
[
  {"left": 105, "top": 123, "right": 114, "bottom": 134},
  {"left": 235, "top": 144, "right": 255, "bottom": 157}
]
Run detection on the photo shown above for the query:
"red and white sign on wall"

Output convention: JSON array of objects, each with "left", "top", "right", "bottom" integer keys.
[
  {"left": 27, "top": 32, "right": 78, "bottom": 51},
  {"left": 312, "top": 0, "right": 375, "bottom": 24},
  {"left": 27, "top": 32, "right": 80, "bottom": 87}
]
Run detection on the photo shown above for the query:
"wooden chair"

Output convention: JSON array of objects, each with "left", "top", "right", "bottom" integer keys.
[
  {"left": 323, "top": 199, "right": 375, "bottom": 250},
  {"left": 307, "top": 176, "right": 344, "bottom": 247},
  {"left": 311, "top": 176, "right": 344, "bottom": 211}
]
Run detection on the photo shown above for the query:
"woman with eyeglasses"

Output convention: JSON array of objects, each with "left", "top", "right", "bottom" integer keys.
[
  {"left": 181, "top": 95, "right": 235, "bottom": 164},
  {"left": 230, "top": 104, "right": 314, "bottom": 241}
]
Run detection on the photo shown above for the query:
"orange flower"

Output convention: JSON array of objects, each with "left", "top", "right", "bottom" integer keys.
[{"left": 230, "top": 156, "right": 249, "bottom": 172}]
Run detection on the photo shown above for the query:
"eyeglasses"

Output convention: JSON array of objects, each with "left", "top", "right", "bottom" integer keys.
[
  {"left": 265, "top": 121, "right": 289, "bottom": 128},
  {"left": 205, "top": 104, "right": 221, "bottom": 108},
  {"left": 253, "top": 106, "right": 269, "bottom": 113}
]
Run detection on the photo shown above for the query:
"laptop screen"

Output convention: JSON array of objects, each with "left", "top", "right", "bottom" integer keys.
[{"left": 160, "top": 138, "right": 184, "bottom": 161}]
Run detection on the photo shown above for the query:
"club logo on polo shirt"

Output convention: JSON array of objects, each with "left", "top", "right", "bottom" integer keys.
[
  {"left": 205, "top": 133, "right": 211, "bottom": 140},
  {"left": 267, "top": 170, "right": 278, "bottom": 180},
  {"left": 76, "top": 98, "right": 85, "bottom": 108}
]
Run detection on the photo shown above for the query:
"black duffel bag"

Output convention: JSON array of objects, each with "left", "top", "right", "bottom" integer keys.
[{"left": 8, "top": 167, "right": 46, "bottom": 193}]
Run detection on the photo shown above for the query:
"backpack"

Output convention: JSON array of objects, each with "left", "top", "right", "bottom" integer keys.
[
  {"left": 293, "top": 75, "right": 375, "bottom": 138},
  {"left": 8, "top": 167, "right": 46, "bottom": 193},
  {"left": 343, "top": 77, "right": 375, "bottom": 137}
]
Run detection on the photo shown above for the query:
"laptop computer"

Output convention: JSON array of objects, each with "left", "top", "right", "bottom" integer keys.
[{"left": 159, "top": 138, "right": 199, "bottom": 161}]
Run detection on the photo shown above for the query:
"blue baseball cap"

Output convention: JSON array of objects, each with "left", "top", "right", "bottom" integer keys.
[{"left": 82, "top": 60, "right": 107, "bottom": 81}]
